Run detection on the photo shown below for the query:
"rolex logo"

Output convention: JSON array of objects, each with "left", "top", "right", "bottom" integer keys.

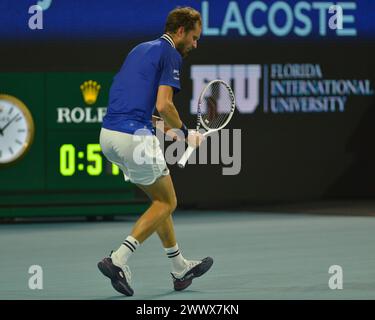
[{"left": 80, "top": 80, "right": 101, "bottom": 105}]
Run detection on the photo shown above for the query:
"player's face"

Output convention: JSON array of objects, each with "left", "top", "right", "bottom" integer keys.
[{"left": 178, "top": 23, "right": 201, "bottom": 58}]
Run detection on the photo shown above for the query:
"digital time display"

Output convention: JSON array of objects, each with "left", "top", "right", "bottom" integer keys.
[
  {"left": 59, "top": 143, "right": 120, "bottom": 177},
  {"left": 46, "top": 132, "right": 131, "bottom": 191}
]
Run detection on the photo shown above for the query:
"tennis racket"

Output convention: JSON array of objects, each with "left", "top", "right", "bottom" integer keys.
[{"left": 177, "top": 79, "right": 236, "bottom": 168}]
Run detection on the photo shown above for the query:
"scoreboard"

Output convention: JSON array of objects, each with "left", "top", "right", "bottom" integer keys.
[{"left": 0, "top": 73, "right": 148, "bottom": 218}]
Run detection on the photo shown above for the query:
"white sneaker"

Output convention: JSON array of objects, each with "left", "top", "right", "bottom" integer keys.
[
  {"left": 111, "top": 252, "right": 132, "bottom": 283},
  {"left": 97, "top": 251, "right": 133, "bottom": 296},
  {"left": 171, "top": 257, "right": 214, "bottom": 291},
  {"left": 172, "top": 259, "right": 201, "bottom": 279}
]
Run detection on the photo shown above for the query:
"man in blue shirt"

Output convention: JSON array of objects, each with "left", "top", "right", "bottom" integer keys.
[
  {"left": 98, "top": 7, "right": 213, "bottom": 296},
  {"left": 102, "top": 32, "right": 183, "bottom": 135}
]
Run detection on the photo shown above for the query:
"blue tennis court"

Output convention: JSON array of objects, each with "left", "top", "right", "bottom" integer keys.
[{"left": 1, "top": 210, "right": 374, "bottom": 300}]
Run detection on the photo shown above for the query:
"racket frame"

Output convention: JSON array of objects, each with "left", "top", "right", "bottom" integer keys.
[{"left": 177, "top": 79, "right": 236, "bottom": 168}]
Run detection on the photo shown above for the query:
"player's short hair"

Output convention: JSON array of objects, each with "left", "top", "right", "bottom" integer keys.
[{"left": 164, "top": 7, "right": 202, "bottom": 34}]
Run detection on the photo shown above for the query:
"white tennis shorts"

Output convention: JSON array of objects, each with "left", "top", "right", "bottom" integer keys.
[{"left": 99, "top": 127, "right": 170, "bottom": 185}]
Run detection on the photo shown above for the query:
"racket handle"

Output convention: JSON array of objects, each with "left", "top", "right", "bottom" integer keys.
[{"left": 177, "top": 145, "right": 196, "bottom": 168}]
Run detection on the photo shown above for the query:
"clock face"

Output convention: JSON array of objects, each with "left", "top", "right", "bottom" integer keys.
[{"left": 0, "top": 95, "right": 35, "bottom": 165}]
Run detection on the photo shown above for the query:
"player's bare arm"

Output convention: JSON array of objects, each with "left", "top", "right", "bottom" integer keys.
[
  {"left": 152, "top": 114, "right": 179, "bottom": 141},
  {"left": 156, "top": 85, "right": 204, "bottom": 147},
  {"left": 156, "top": 85, "right": 183, "bottom": 129}
]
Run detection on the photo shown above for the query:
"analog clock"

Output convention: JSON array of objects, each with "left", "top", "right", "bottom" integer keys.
[{"left": 0, "top": 94, "right": 35, "bottom": 165}]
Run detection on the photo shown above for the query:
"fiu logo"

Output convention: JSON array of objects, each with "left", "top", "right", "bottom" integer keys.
[
  {"left": 190, "top": 65, "right": 261, "bottom": 114},
  {"left": 80, "top": 80, "right": 101, "bottom": 105}
]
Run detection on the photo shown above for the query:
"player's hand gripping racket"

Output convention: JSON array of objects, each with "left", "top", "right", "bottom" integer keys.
[{"left": 178, "top": 79, "right": 236, "bottom": 168}]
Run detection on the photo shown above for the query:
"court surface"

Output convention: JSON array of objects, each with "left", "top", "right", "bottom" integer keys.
[{"left": 0, "top": 211, "right": 374, "bottom": 300}]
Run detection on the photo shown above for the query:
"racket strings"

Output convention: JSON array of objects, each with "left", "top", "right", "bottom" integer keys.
[
  {"left": 200, "top": 82, "right": 233, "bottom": 130},
  {"left": 211, "top": 109, "right": 229, "bottom": 129}
]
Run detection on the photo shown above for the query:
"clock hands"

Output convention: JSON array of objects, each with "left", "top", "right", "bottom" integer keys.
[{"left": 0, "top": 114, "right": 19, "bottom": 134}]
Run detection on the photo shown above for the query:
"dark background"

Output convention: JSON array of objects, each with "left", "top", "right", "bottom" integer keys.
[{"left": 2, "top": 40, "right": 373, "bottom": 207}]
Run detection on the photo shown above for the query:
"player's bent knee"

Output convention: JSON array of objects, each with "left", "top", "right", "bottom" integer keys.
[
  {"left": 165, "top": 194, "right": 177, "bottom": 215},
  {"left": 165, "top": 198, "right": 177, "bottom": 215},
  {"left": 153, "top": 199, "right": 176, "bottom": 217},
  {"left": 170, "top": 196, "right": 177, "bottom": 213}
]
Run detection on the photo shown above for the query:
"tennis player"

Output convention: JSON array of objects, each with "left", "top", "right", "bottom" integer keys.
[{"left": 98, "top": 7, "right": 213, "bottom": 296}]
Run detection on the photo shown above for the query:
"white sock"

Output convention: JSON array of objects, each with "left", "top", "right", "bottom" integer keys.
[
  {"left": 164, "top": 243, "right": 187, "bottom": 274},
  {"left": 112, "top": 235, "right": 140, "bottom": 266}
]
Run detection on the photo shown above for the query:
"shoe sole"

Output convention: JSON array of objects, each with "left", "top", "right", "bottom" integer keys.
[
  {"left": 97, "top": 259, "right": 134, "bottom": 296},
  {"left": 174, "top": 257, "right": 214, "bottom": 291}
]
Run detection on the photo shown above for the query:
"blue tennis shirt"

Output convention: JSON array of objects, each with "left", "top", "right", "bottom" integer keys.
[{"left": 102, "top": 34, "right": 182, "bottom": 135}]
